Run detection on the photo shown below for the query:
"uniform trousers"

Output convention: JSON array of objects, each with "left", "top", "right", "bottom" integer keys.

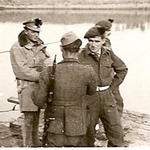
[
  {"left": 87, "top": 89, "right": 124, "bottom": 147},
  {"left": 47, "top": 133, "right": 86, "bottom": 147},
  {"left": 22, "top": 111, "right": 40, "bottom": 147},
  {"left": 112, "top": 87, "right": 124, "bottom": 117}
]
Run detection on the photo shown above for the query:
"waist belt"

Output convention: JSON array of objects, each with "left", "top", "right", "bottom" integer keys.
[
  {"left": 96, "top": 85, "right": 109, "bottom": 92},
  {"left": 52, "top": 100, "right": 79, "bottom": 106},
  {"left": 16, "top": 78, "right": 38, "bottom": 83}
]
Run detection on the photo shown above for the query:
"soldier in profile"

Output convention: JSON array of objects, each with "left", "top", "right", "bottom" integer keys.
[{"left": 10, "top": 18, "right": 51, "bottom": 147}]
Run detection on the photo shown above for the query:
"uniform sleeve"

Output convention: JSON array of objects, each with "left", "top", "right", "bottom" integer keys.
[
  {"left": 110, "top": 51, "right": 128, "bottom": 90},
  {"left": 34, "top": 67, "right": 52, "bottom": 108},
  {"left": 43, "top": 58, "right": 53, "bottom": 68},
  {"left": 10, "top": 45, "right": 40, "bottom": 81},
  {"left": 86, "top": 66, "right": 98, "bottom": 95}
]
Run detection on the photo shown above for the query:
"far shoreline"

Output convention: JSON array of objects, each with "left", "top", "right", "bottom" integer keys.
[{"left": 0, "top": 4, "right": 150, "bottom": 10}]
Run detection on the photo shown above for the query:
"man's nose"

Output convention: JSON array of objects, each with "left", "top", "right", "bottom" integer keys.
[
  {"left": 91, "top": 42, "right": 95, "bottom": 46},
  {"left": 108, "top": 33, "right": 111, "bottom": 36},
  {"left": 35, "top": 33, "right": 39, "bottom": 36},
  {"left": 92, "top": 41, "right": 98, "bottom": 45}
]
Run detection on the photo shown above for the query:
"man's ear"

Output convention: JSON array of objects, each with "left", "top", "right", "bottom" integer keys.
[
  {"left": 24, "top": 29, "right": 28, "bottom": 34},
  {"left": 102, "top": 38, "right": 106, "bottom": 44},
  {"left": 87, "top": 42, "right": 90, "bottom": 48}
]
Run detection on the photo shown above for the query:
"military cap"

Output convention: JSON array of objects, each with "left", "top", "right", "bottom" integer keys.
[
  {"left": 95, "top": 19, "right": 114, "bottom": 31},
  {"left": 84, "top": 27, "right": 105, "bottom": 39},
  {"left": 60, "top": 31, "right": 80, "bottom": 46},
  {"left": 23, "top": 18, "right": 42, "bottom": 32}
]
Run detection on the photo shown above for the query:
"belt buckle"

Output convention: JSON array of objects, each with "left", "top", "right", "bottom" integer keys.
[
  {"left": 96, "top": 86, "right": 109, "bottom": 92},
  {"left": 96, "top": 86, "right": 101, "bottom": 92}
]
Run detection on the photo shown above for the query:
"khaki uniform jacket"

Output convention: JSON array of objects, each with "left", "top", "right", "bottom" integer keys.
[
  {"left": 78, "top": 46, "right": 128, "bottom": 106},
  {"left": 34, "top": 58, "right": 98, "bottom": 136},
  {"left": 78, "top": 46, "right": 128, "bottom": 89},
  {"left": 10, "top": 41, "right": 51, "bottom": 112}
]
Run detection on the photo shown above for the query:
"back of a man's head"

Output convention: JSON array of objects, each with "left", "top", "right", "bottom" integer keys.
[{"left": 61, "top": 31, "right": 82, "bottom": 52}]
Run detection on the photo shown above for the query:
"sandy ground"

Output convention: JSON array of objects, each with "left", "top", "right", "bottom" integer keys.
[
  {"left": 0, "top": 109, "right": 150, "bottom": 147},
  {"left": 95, "top": 110, "right": 150, "bottom": 147}
]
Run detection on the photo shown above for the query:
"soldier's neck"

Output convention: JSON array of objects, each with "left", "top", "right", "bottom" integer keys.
[
  {"left": 64, "top": 55, "right": 78, "bottom": 59},
  {"left": 63, "top": 52, "right": 78, "bottom": 59}
]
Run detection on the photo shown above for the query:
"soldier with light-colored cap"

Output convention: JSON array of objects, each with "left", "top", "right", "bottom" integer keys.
[
  {"left": 10, "top": 18, "right": 51, "bottom": 147},
  {"left": 61, "top": 31, "right": 79, "bottom": 45},
  {"left": 33, "top": 31, "right": 98, "bottom": 146}
]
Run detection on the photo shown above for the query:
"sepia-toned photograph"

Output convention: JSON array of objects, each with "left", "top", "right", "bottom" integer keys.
[{"left": 0, "top": 0, "right": 150, "bottom": 148}]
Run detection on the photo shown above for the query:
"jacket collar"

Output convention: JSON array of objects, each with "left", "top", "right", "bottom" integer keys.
[
  {"left": 24, "top": 42, "right": 46, "bottom": 52},
  {"left": 24, "top": 42, "right": 34, "bottom": 50},
  {"left": 59, "top": 58, "right": 80, "bottom": 64},
  {"left": 82, "top": 44, "right": 111, "bottom": 56}
]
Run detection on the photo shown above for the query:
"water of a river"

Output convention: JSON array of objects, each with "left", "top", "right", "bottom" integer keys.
[{"left": 0, "top": 9, "right": 150, "bottom": 116}]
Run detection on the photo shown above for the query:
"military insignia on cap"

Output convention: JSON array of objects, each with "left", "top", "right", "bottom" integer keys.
[
  {"left": 23, "top": 18, "right": 42, "bottom": 32},
  {"left": 108, "top": 19, "right": 114, "bottom": 23}
]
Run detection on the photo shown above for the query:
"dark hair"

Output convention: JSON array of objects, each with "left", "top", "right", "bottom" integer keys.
[
  {"left": 18, "top": 30, "right": 29, "bottom": 47},
  {"left": 62, "top": 39, "right": 82, "bottom": 52}
]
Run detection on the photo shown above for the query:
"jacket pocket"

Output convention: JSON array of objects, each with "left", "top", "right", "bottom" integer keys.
[
  {"left": 104, "top": 104, "right": 120, "bottom": 125},
  {"left": 101, "top": 59, "right": 113, "bottom": 68},
  {"left": 103, "top": 89, "right": 120, "bottom": 125},
  {"left": 47, "top": 119, "right": 64, "bottom": 134},
  {"left": 65, "top": 107, "right": 87, "bottom": 136},
  {"left": 47, "top": 106, "right": 64, "bottom": 134},
  {"left": 104, "top": 90, "right": 120, "bottom": 125}
]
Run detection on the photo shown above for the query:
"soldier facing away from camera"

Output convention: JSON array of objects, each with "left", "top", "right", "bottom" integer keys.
[
  {"left": 33, "top": 31, "right": 98, "bottom": 147},
  {"left": 78, "top": 27, "right": 128, "bottom": 147},
  {"left": 10, "top": 18, "right": 52, "bottom": 147}
]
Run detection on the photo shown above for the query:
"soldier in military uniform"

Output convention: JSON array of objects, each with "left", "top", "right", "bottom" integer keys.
[
  {"left": 10, "top": 18, "right": 51, "bottom": 147},
  {"left": 33, "top": 31, "right": 98, "bottom": 147},
  {"left": 78, "top": 27, "right": 128, "bottom": 147},
  {"left": 95, "top": 19, "right": 125, "bottom": 116}
]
